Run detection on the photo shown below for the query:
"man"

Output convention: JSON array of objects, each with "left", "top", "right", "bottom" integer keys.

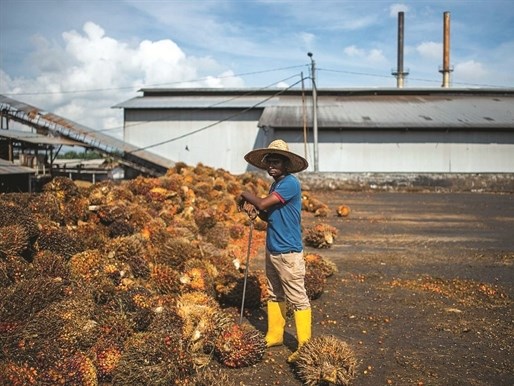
[{"left": 237, "top": 139, "right": 310, "bottom": 363}]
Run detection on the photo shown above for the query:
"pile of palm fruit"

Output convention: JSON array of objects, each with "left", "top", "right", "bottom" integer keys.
[{"left": 0, "top": 162, "right": 340, "bottom": 385}]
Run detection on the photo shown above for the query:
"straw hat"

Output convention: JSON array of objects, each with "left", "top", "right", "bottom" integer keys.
[{"left": 244, "top": 139, "right": 308, "bottom": 173}]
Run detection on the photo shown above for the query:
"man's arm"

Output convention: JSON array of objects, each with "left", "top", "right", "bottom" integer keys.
[{"left": 239, "top": 191, "right": 281, "bottom": 211}]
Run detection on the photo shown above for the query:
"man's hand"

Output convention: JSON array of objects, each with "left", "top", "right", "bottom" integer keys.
[
  {"left": 237, "top": 195, "right": 246, "bottom": 212},
  {"left": 243, "top": 202, "right": 258, "bottom": 220},
  {"left": 237, "top": 195, "right": 258, "bottom": 220}
]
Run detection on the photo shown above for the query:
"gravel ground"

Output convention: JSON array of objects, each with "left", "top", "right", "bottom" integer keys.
[{"left": 224, "top": 191, "right": 514, "bottom": 386}]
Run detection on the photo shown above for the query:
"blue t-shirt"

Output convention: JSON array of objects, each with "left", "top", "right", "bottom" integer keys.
[{"left": 266, "top": 174, "right": 303, "bottom": 254}]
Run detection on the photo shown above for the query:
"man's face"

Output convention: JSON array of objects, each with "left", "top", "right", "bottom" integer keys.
[{"left": 264, "top": 156, "right": 287, "bottom": 178}]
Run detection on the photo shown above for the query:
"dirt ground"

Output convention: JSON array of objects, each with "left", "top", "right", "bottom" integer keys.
[{"left": 225, "top": 191, "right": 514, "bottom": 386}]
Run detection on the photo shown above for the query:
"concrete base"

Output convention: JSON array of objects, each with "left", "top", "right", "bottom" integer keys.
[{"left": 297, "top": 172, "right": 514, "bottom": 193}]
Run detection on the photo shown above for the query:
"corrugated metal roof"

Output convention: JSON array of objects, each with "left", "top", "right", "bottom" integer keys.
[
  {"left": 0, "top": 158, "right": 35, "bottom": 175},
  {"left": 113, "top": 95, "right": 280, "bottom": 109},
  {"left": 0, "top": 129, "right": 85, "bottom": 146},
  {"left": 115, "top": 89, "right": 514, "bottom": 130},
  {"left": 258, "top": 95, "right": 514, "bottom": 129}
]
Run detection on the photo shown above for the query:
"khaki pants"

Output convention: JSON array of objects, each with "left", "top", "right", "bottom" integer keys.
[{"left": 265, "top": 248, "right": 311, "bottom": 310}]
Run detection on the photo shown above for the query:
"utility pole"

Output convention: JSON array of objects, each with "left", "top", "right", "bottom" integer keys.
[{"left": 308, "top": 52, "right": 319, "bottom": 171}]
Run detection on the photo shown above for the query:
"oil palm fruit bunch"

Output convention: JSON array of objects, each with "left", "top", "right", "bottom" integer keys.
[
  {"left": 336, "top": 204, "right": 351, "bottom": 217},
  {"left": 192, "top": 367, "right": 239, "bottom": 386},
  {"left": 293, "top": 335, "right": 357, "bottom": 386},
  {"left": 91, "top": 338, "right": 123, "bottom": 382},
  {"left": 176, "top": 291, "right": 223, "bottom": 368},
  {"left": 0, "top": 276, "right": 67, "bottom": 336},
  {"left": 304, "top": 262, "right": 327, "bottom": 300},
  {"left": 104, "top": 234, "right": 150, "bottom": 279},
  {"left": 0, "top": 200, "right": 40, "bottom": 250},
  {"left": 112, "top": 329, "right": 194, "bottom": 385},
  {"left": 215, "top": 272, "right": 263, "bottom": 309},
  {"left": 304, "top": 223, "right": 338, "bottom": 248},
  {"left": 301, "top": 192, "right": 330, "bottom": 217},
  {"left": 213, "top": 322, "right": 266, "bottom": 368},
  {"left": 41, "top": 351, "right": 97, "bottom": 386},
  {"left": 0, "top": 224, "right": 29, "bottom": 258},
  {"left": 36, "top": 225, "right": 85, "bottom": 260},
  {"left": 0, "top": 361, "right": 38, "bottom": 386},
  {"left": 305, "top": 253, "right": 338, "bottom": 278}
]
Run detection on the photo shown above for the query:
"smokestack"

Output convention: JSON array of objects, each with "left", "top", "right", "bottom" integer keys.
[
  {"left": 392, "top": 11, "right": 409, "bottom": 88},
  {"left": 439, "top": 11, "right": 453, "bottom": 88}
]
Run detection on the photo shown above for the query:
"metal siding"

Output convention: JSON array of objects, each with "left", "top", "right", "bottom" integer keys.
[
  {"left": 125, "top": 109, "right": 262, "bottom": 174},
  {"left": 308, "top": 130, "right": 514, "bottom": 173},
  {"left": 118, "top": 89, "right": 514, "bottom": 174}
]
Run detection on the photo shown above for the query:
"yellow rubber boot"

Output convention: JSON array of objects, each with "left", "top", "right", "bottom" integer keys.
[
  {"left": 287, "top": 308, "right": 312, "bottom": 363},
  {"left": 265, "top": 301, "right": 286, "bottom": 347}
]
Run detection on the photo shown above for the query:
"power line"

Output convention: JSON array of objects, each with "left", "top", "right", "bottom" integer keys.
[
  {"left": 129, "top": 76, "right": 306, "bottom": 154},
  {"left": 1, "top": 65, "right": 306, "bottom": 96},
  {"left": 319, "top": 67, "right": 511, "bottom": 88},
  {"left": 88, "top": 72, "right": 304, "bottom": 136}
]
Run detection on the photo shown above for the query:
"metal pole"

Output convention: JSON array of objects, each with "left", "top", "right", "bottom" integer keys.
[
  {"left": 239, "top": 220, "right": 254, "bottom": 324},
  {"left": 441, "top": 11, "right": 451, "bottom": 88},
  {"left": 301, "top": 72, "right": 308, "bottom": 160},
  {"left": 308, "top": 52, "right": 319, "bottom": 171}
]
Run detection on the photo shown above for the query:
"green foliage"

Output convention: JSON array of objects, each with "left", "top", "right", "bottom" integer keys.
[{"left": 57, "top": 150, "right": 105, "bottom": 160}]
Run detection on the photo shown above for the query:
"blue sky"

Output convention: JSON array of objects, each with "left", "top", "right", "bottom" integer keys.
[{"left": 1, "top": 0, "right": 513, "bottom": 137}]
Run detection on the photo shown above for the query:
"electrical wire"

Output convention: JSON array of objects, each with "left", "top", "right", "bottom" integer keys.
[
  {"left": 129, "top": 76, "right": 306, "bottom": 154},
  {"left": 1, "top": 65, "right": 307, "bottom": 96},
  {"left": 95, "top": 72, "right": 304, "bottom": 136}
]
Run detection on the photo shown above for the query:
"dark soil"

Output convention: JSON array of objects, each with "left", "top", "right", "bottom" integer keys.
[{"left": 225, "top": 191, "right": 514, "bottom": 386}]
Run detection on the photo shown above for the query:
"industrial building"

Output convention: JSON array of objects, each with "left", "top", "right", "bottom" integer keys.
[{"left": 115, "top": 87, "right": 514, "bottom": 176}]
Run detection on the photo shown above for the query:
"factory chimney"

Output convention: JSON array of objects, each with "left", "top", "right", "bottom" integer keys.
[
  {"left": 392, "top": 11, "right": 409, "bottom": 88},
  {"left": 439, "top": 11, "right": 453, "bottom": 88}
]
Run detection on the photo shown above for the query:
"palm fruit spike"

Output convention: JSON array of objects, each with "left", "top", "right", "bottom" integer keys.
[
  {"left": 293, "top": 335, "right": 357, "bottom": 386},
  {"left": 214, "top": 322, "right": 266, "bottom": 368}
]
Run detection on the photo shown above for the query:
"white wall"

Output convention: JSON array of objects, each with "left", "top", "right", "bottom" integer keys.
[
  {"left": 280, "top": 129, "right": 514, "bottom": 173},
  {"left": 125, "top": 109, "right": 262, "bottom": 174},
  {"left": 124, "top": 110, "right": 514, "bottom": 174}
]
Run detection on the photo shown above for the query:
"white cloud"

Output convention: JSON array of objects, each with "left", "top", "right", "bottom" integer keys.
[
  {"left": 344, "top": 45, "right": 364, "bottom": 57},
  {"left": 343, "top": 45, "right": 387, "bottom": 65},
  {"left": 368, "top": 49, "right": 387, "bottom": 63},
  {"left": 299, "top": 32, "right": 315, "bottom": 48},
  {"left": 1, "top": 22, "right": 243, "bottom": 138},
  {"left": 454, "top": 60, "right": 488, "bottom": 82},
  {"left": 389, "top": 3, "right": 409, "bottom": 17},
  {"left": 416, "top": 42, "right": 442, "bottom": 60}
]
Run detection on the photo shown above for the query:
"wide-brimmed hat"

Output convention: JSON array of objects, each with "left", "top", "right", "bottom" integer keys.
[{"left": 244, "top": 139, "right": 308, "bottom": 173}]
